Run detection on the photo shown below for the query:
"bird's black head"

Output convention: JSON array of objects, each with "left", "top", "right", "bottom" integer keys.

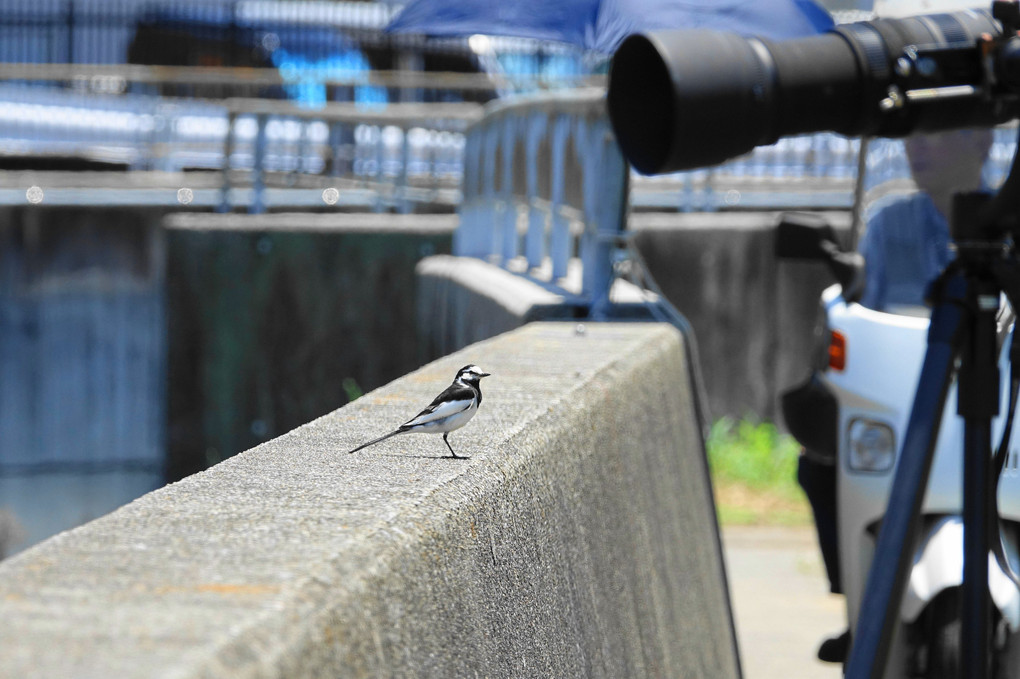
[{"left": 456, "top": 364, "right": 491, "bottom": 383}]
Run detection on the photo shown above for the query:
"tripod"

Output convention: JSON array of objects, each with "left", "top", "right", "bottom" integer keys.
[{"left": 846, "top": 171, "right": 1020, "bottom": 677}]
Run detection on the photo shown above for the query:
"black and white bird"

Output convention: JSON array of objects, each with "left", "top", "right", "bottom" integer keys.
[{"left": 347, "top": 364, "right": 491, "bottom": 458}]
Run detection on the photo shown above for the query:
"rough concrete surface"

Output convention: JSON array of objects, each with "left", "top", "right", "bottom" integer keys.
[
  {"left": 630, "top": 211, "right": 852, "bottom": 424},
  {"left": 415, "top": 254, "right": 653, "bottom": 360},
  {"left": 415, "top": 255, "right": 577, "bottom": 359},
  {"left": 0, "top": 322, "right": 739, "bottom": 679}
]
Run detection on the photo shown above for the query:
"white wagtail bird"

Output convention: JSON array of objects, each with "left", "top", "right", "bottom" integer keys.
[{"left": 347, "top": 364, "right": 491, "bottom": 458}]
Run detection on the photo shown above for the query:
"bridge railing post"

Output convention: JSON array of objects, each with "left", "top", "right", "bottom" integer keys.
[{"left": 454, "top": 89, "right": 628, "bottom": 310}]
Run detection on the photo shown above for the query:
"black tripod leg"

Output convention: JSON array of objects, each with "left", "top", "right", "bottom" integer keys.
[
  {"left": 958, "top": 278, "right": 1000, "bottom": 679},
  {"left": 846, "top": 273, "right": 969, "bottom": 679},
  {"left": 962, "top": 423, "right": 993, "bottom": 677}
]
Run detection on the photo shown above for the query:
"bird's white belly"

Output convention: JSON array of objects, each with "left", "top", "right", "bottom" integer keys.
[{"left": 415, "top": 401, "right": 478, "bottom": 433}]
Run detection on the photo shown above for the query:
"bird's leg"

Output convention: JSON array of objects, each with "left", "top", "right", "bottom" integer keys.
[{"left": 443, "top": 432, "right": 462, "bottom": 459}]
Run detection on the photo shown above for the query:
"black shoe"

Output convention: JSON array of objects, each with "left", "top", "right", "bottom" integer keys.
[{"left": 817, "top": 629, "right": 850, "bottom": 663}]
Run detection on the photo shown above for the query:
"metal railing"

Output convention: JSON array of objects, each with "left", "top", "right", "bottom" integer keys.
[
  {"left": 0, "top": 61, "right": 612, "bottom": 212},
  {"left": 455, "top": 89, "right": 628, "bottom": 311},
  {"left": 0, "top": 62, "right": 604, "bottom": 99},
  {"left": 216, "top": 96, "right": 481, "bottom": 212},
  {"left": 630, "top": 133, "right": 862, "bottom": 212},
  {"left": 0, "top": 67, "right": 495, "bottom": 212},
  {"left": 450, "top": 89, "right": 879, "bottom": 315},
  {"left": 0, "top": 61, "right": 881, "bottom": 217}
]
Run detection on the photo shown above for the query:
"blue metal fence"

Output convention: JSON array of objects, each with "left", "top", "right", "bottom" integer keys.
[
  {"left": 0, "top": 80, "right": 483, "bottom": 212},
  {"left": 450, "top": 88, "right": 872, "bottom": 312},
  {"left": 455, "top": 89, "right": 628, "bottom": 311}
]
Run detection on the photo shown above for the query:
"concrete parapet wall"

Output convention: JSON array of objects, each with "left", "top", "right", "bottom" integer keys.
[
  {"left": 0, "top": 205, "right": 168, "bottom": 553},
  {"left": 165, "top": 212, "right": 456, "bottom": 480},
  {"left": 0, "top": 322, "right": 739, "bottom": 679},
  {"left": 416, "top": 254, "right": 653, "bottom": 360},
  {"left": 416, "top": 255, "right": 582, "bottom": 359},
  {"left": 631, "top": 211, "right": 852, "bottom": 424}
]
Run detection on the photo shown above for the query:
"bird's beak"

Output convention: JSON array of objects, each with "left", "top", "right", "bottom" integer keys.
[{"left": 480, "top": 372, "right": 491, "bottom": 378}]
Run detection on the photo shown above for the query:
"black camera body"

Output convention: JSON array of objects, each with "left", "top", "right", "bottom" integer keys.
[{"left": 607, "top": 2, "right": 1020, "bottom": 174}]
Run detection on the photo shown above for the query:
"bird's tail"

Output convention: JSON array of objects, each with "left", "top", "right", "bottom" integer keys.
[{"left": 347, "top": 429, "right": 401, "bottom": 454}]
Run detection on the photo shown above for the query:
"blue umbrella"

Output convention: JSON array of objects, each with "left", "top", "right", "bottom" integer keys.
[{"left": 386, "top": 0, "right": 834, "bottom": 54}]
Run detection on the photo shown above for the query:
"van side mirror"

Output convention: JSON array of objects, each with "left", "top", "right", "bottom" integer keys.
[{"left": 775, "top": 212, "right": 866, "bottom": 304}]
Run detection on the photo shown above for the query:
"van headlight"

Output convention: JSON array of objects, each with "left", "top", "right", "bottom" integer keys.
[{"left": 847, "top": 419, "right": 896, "bottom": 472}]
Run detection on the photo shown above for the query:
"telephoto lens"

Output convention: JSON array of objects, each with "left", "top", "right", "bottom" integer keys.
[{"left": 608, "top": 8, "right": 1019, "bottom": 174}]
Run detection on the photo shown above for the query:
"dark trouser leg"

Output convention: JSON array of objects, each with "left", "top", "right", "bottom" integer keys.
[{"left": 798, "top": 452, "right": 841, "bottom": 594}]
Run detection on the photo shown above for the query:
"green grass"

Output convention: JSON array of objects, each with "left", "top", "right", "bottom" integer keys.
[{"left": 705, "top": 416, "right": 811, "bottom": 526}]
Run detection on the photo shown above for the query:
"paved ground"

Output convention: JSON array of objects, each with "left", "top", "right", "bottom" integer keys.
[{"left": 721, "top": 526, "right": 846, "bottom": 679}]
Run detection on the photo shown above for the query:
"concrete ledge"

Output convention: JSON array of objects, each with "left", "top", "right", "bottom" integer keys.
[
  {"left": 416, "top": 254, "right": 653, "bottom": 358},
  {"left": 0, "top": 323, "right": 739, "bottom": 678},
  {"left": 416, "top": 256, "right": 573, "bottom": 358}
]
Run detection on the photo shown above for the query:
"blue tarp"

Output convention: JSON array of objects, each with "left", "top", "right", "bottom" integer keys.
[
  {"left": 139, "top": 8, "right": 386, "bottom": 106},
  {"left": 387, "top": 0, "right": 834, "bottom": 54}
]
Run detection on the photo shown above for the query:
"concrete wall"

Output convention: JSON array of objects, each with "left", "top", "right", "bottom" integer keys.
[
  {"left": 630, "top": 211, "right": 852, "bottom": 424},
  {"left": 0, "top": 322, "right": 740, "bottom": 679},
  {"left": 164, "top": 212, "right": 456, "bottom": 480},
  {"left": 416, "top": 254, "right": 657, "bottom": 361},
  {"left": 416, "top": 255, "right": 587, "bottom": 359},
  {"left": 0, "top": 205, "right": 168, "bottom": 555}
]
